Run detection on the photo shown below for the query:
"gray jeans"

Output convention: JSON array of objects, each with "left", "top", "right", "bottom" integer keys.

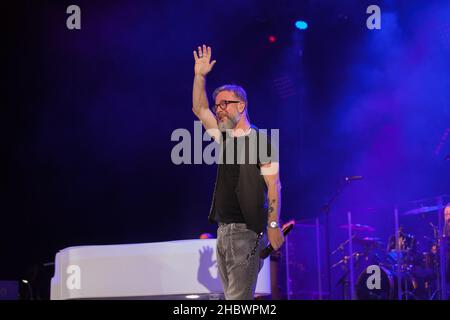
[{"left": 216, "top": 223, "right": 265, "bottom": 300}]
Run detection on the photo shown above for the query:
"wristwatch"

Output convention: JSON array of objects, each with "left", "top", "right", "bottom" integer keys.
[{"left": 268, "top": 221, "right": 279, "bottom": 229}]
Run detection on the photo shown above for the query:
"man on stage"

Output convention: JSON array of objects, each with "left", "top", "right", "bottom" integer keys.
[{"left": 191, "top": 45, "right": 284, "bottom": 300}]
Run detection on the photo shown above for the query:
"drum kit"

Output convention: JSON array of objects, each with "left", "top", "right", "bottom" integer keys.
[{"left": 332, "top": 205, "right": 449, "bottom": 300}]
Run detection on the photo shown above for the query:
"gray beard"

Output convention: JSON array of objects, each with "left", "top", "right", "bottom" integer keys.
[{"left": 218, "top": 115, "right": 239, "bottom": 132}]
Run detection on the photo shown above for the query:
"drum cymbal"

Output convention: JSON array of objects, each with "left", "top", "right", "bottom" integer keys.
[
  {"left": 339, "top": 223, "right": 375, "bottom": 232},
  {"left": 354, "top": 236, "right": 383, "bottom": 246},
  {"left": 403, "top": 206, "right": 439, "bottom": 216}
]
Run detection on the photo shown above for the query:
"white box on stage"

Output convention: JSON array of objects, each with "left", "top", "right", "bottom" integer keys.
[{"left": 50, "top": 239, "right": 270, "bottom": 300}]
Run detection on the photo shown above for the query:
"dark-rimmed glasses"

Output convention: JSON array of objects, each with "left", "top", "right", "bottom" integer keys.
[{"left": 214, "top": 100, "right": 241, "bottom": 113}]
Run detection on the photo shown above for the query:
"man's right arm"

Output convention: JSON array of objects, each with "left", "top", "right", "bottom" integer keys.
[{"left": 192, "top": 45, "right": 220, "bottom": 141}]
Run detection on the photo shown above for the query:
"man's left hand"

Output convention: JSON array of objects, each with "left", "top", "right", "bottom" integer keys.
[{"left": 267, "top": 227, "right": 284, "bottom": 250}]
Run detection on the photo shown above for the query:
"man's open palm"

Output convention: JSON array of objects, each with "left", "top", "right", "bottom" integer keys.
[{"left": 193, "top": 45, "right": 217, "bottom": 76}]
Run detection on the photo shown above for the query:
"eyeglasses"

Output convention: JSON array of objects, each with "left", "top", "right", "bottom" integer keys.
[{"left": 214, "top": 100, "right": 241, "bottom": 112}]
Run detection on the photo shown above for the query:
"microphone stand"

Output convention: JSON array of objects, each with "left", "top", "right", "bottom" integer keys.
[{"left": 320, "top": 177, "right": 358, "bottom": 299}]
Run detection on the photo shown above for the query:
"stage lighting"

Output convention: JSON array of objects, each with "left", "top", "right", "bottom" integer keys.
[{"left": 295, "top": 20, "right": 308, "bottom": 30}]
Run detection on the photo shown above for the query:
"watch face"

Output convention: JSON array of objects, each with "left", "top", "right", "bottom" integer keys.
[{"left": 270, "top": 221, "right": 278, "bottom": 228}]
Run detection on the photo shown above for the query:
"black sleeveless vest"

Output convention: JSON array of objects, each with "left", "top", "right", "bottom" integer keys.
[{"left": 208, "top": 125, "right": 270, "bottom": 234}]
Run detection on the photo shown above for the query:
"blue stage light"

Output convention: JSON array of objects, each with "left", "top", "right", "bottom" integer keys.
[{"left": 295, "top": 20, "right": 308, "bottom": 30}]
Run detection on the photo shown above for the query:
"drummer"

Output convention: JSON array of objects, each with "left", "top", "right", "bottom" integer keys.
[{"left": 387, "top": 226, "right": 417, "bottom": 252}]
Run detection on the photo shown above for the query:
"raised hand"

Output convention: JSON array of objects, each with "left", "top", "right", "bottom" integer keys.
[{"left": 193, "top": 44, "right": 217, "bottom": 77}]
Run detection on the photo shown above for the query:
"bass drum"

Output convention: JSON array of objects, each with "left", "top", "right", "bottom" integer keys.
[{"left": 356, "top": 265, "right": 418, "bottom": 300}]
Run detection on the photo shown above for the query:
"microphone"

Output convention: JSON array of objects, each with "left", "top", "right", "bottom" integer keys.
[
  {"left": 345, "top": 175, "right": 363, "bottom": 181},
  {"left": 260, "top": 220, "right": 295, "bottom": 259}
]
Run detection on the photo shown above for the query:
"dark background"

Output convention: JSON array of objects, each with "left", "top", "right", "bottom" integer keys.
[{"left": 3, "top": 0, "right": 449, "bottom": 298}]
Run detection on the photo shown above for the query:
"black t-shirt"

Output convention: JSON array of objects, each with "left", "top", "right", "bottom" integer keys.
[{"left": 214, "top": 133, "right": 246, "bottom": 223}]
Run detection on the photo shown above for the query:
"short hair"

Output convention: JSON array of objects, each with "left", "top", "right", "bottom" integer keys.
[{"left": 212, "top": 84, "right": 248, "bottom": 109}]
